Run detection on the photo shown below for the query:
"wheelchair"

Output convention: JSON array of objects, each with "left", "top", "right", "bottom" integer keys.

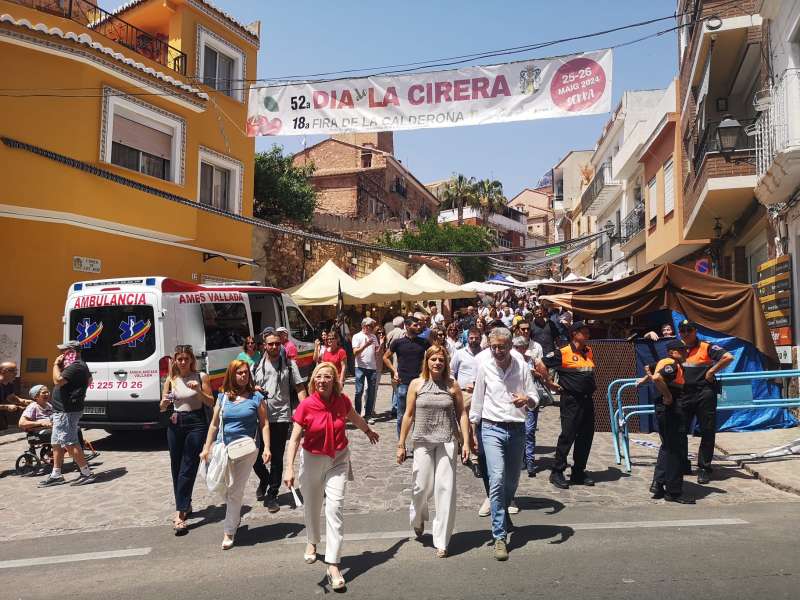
[
  {"left": 15, "top": 429, "right": 98, "bottom": 476},
  {"left": 15, "top": 431, "right": 53, "bottom": 476}
]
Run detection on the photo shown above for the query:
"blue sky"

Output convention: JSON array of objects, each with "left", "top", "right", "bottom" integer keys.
[{"left": 105, "top": 0, "right": 679, "bottom": 198}]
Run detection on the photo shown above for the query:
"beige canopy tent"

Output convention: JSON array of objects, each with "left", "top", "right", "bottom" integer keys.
[
  {"left": 356, "top": 261, "right": 431, "bottom": 303},
  {"left": 408, "top": 264, "right": 475, "bottom": 300},
  {"left": 460, "top": 281, "right": 509, "bottom": 293},
  {"left": 289, "top": 260, "right": 370, "bottom": 306}
]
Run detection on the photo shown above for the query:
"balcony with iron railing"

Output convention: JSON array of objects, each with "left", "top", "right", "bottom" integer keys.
[
  {"left": 754, "top": 68, "right": 800, "bottom": 205},
  {"left": 620, "top": 204, "right": 645, "bottom": 248},
  {"left": 580, "top": 161, "right": 621, "bottom": 216},
  {"left": 691, "top": 117, "right": 756, "bottom": 176},
  {"left": 11, "top": 0, "right": 187, "bottom": 75}
]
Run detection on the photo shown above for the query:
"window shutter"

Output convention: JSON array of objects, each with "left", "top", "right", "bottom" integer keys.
[
  {"left": 647, "top": 177, "right": 657, "bottom": 223},
  {"left": 663, "top": 159, "right": 674, "bottom": 215},
  {"left": 112, "top": 115, "right": 171, "bottom": 158}
]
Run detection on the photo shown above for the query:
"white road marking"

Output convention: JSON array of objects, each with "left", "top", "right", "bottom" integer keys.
[
  {"left": 566, "top": 518, "right": 748, "bottom": 530},
  {"left": 0, "top": 547, "right": 151, "bottom": 570},
  {"left": 279, "top": 518, "right": 748, "bottom": 544}
]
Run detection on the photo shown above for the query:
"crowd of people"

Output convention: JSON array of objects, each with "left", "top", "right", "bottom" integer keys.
[{"left": 1, "top": 290, "right": 736, "bottom": 586}]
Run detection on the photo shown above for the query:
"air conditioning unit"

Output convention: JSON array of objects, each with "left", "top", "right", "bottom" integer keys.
[{"left": 753, "top": 88, "right": 772, "bottom": 112}]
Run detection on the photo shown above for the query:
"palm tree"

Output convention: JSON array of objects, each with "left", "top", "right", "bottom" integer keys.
[
  {"left": 438, "top": 174, "right": 477, "bottom": 226},
  {"left": 474, "top": 179, "right": 506, "bottom": 224}
]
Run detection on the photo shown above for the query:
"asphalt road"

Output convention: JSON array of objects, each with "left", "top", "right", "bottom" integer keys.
[{"left": 3, "top": 500, "right": 798, "bottom": 599}]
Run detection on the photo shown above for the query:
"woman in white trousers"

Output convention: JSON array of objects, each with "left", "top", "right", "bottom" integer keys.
[
  {"left": 201, "top": 359, "right": 271, "bottom": 549},
  {"left": 284, "top": 362, "right": 379, "bottom": 590},
  {"left": 398, "top": 345, "right": 470, "bottom": 557}
]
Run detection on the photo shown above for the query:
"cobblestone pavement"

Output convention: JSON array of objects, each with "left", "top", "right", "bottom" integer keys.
[{"left": 1, "top": 376, "right": 796, "bottom": 541}]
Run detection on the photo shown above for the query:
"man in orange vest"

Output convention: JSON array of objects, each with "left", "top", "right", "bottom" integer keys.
[
  {"left": 544, "top": 321, "right": 596, "bottom": 489},
  {"left": 677, "top": 320, "right": 734, "bottom": 484},
  {"left": 640, "top": 339, "right": 694, "bottom": 503}
]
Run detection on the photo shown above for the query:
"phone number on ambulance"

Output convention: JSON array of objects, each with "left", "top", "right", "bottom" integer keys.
[{"left": 89, "top": 381, "right": 144, "bottom": 389}]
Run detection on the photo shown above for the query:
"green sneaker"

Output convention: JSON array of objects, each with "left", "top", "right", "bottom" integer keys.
[{"left": 494, "top": 539, "right": 509, "bottom": 561}]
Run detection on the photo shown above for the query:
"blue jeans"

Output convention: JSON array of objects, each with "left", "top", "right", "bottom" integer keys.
[
  {"left": 524, "top": 408, "right": 539, "bottom": 470},
  {"left": 396, "top": 383, "right": 410, "bottom": 437},
  {"left": 354, "top": 367, "right": 378, "bottom": 416},
  {"left": 166, "top": 409, "right": 208, "bottom": 512},
  {"left": 481, "top": 420, "right": 525, "bottom": 541}
]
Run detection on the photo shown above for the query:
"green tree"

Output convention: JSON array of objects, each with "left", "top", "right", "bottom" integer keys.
[
  {"left": 437, "top": 173, "right": 477, "bottom": 226},
  {"left": 475, "top": 178, "right": 506, "bottom": 224},
  {"left": 254, "top": 145, "right": 317, "bottom": 224},
  {"left": 379, "top": 219, "right": 493, "bottom": 282}
]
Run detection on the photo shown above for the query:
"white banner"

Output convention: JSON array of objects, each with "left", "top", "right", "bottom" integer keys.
[{"left": 247, "top": 50, "right": 613, "bottom": 136}]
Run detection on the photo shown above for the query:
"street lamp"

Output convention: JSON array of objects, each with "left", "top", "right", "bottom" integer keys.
[{"left": 717, "top": 116, "right": 742, "bottom": 161}]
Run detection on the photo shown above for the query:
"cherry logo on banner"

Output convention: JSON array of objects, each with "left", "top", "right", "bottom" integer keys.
[{"left": 550, "top": 57, "right": 606, "bottom": 112}]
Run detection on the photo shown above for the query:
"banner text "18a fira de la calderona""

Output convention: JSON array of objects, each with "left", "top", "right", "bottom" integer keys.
[{"left": 246, "top": 49, "right": 613, "bottom": 136}]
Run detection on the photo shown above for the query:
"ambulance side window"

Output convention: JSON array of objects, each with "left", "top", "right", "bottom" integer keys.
[
  {"left": 201, "top": 303, "right": 249, "bottom": 351},
  {"left": 287, "top": 305, "right": 315, "bottom": 343}
]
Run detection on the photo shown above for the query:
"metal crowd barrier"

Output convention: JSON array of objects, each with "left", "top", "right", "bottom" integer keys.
[{"left": 608, "top": 369, "right": 800, "bottom": 473}]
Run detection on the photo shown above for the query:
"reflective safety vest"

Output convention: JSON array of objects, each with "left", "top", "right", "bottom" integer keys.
[
  {"left": 556, "top": 343, "right": 596, "bottom": 395},
  {"left": 683, "top": 341, "right": 724, "bottom": 387},
  {"left": 654, "top": 357, "right": 685, "bottom": 402}
]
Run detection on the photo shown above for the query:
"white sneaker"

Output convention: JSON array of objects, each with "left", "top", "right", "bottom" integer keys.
[
  {"left": 508, "top": 500, "right": 520, "bottom": 514},
  {"left": 478, "top": 498, "right": 491, "bottom": 517}
]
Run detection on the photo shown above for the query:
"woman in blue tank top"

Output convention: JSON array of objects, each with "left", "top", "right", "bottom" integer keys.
[{"left": 201, "top": 359, "right": 271, "bottom": 549}]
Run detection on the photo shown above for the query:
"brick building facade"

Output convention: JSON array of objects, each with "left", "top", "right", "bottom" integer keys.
[
  {"left": 292, "top": 132, "right": 439, "bottom": 228},
  {"left": 676, "top": 0, "right": 772, "bottom": 283}
]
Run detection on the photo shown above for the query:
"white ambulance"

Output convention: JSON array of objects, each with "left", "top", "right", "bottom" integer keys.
[{"left": 63, "top": 276, "right": 317, "bottom": 430}]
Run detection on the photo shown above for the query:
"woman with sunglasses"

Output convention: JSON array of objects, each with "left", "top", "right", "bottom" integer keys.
[
  {"left": 284, "top": 362, "right": 379, "bottom": 590},
  {"left": 398, "top": 345, "right": 470, "bottom": 558},
  {"left": 201, "top": 359, "right": 271, "bottom": 549},
  {"left": 236, "top": 336, "right": 262, "bottom": 367},
  {"left": 160, "top": 345, "right": 214, "bottom": 536}
]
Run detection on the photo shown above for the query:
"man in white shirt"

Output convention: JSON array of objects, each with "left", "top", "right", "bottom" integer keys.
[
  {"left": 469, "top": 327, "right": 538, "bottom": 561},
  {"left": 352, "top": 317, "right": 380, "bottom": 418},
  {"left": 429, "top": 304, "right": 445, "bottom": 327}
]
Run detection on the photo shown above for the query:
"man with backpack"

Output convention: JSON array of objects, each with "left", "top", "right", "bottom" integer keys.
[{"left": 252, "top": 330, "right": 307, "bottom": 512}]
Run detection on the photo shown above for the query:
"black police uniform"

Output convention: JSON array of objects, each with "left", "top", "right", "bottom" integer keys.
[
  {"left": 681, "top": 340, "right": 728, "bottom": 474},
  {"left": 544, "top": 342, "right": 596, "bottom": 478},
  {"left": 651, "top": 357, "right": 687, "bottom": 497}
]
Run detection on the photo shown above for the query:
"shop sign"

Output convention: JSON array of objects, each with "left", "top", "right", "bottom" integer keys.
[
  {"left": 775, "top": 345, "right": 793, "bottom": 365},
  {"left": 758, "top": 255, "right": 793, "bottom": 346},
  {"left": 73, "top": 256, "right": 101, "bottom": 273}
]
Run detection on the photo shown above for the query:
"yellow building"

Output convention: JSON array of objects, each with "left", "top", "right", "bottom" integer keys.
[{"left": 0, "top": 0, "right": 260, "bottom": 387}]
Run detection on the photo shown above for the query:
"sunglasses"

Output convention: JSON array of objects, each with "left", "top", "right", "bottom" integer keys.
[{"left": 175, "top": 345, "right": 193, "bottom": 353}]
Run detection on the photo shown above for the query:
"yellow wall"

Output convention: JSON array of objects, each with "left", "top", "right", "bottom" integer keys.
[{"left": 0, "top": 0, "right": 259, "bottom": 388}]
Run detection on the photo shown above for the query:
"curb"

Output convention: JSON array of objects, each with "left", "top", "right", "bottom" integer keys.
[{"left": 714, "top": 442, "right": 800, "bottom": 497}]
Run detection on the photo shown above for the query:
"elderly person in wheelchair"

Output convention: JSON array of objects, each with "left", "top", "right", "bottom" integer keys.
[
  {"left": 19, "top": 385, "right": 53, "bottom": 437},
  {"left": 16, "top": 385, "right": 94, "bottom": 475}
]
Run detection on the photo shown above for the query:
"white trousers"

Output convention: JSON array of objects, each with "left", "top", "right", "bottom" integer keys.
[
  {"left": 409, "top": 441, "right": 457, "bottom": 551},
  {"left": 300, "top": 448, "right": 349, "bottom": 564},
  {"left": 223, "top": 453, "right": 256, "bottom": 535}
]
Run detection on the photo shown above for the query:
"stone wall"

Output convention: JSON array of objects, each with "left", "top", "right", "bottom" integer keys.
[{"left": 252, "top": 224, "right": 463, "bottom": 293}]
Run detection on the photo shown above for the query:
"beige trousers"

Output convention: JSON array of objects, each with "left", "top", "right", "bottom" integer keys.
[
  {"left": 409, "top": 441, "right": 457, "bottom": 551},
  {"left": 224, "top": 452, "right": 257, "bottom": 535},
  {"left": 301, "top": 448, "right": 350, "bottom": 564}
]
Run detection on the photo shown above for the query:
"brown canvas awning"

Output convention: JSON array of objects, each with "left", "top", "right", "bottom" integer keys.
[{"left": 540, "top": 263, "right": 778, "bottom": 367}]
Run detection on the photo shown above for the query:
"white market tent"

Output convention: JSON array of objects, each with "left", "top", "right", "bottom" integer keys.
[
  {"left": 356, "top": 261, "right": 429, "bottom": 303},
  {"left": 563, "top": 273, "right": 593, "bottom": 282},
  {"left": 289, "top": 260, "right": 370, "bottom": 306},
  {"left": 460, "top": 281, "right": 510, "bottom": 293},
  {"left": 408, "top": 264, "right": 476, "bottom": 300}
]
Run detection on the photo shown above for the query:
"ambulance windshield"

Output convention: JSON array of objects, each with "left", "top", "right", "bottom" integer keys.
[{"left": 69, "top": 306, "right": 157, "bottom": 362}]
